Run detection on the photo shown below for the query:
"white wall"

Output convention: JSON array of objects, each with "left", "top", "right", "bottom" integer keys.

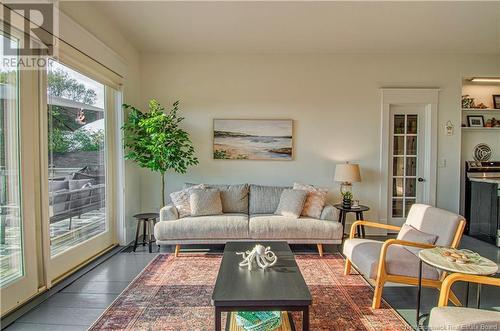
[
  {"left": 139, "top": 53, "right": 500, "bottom": 226},
  {"left": 59, "top": 3, "right": 142, "bottom": 243}
]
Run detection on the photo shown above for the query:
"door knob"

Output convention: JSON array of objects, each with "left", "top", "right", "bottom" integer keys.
[{"left": 418, "top": 177, "right": 425, "bottom": 182}]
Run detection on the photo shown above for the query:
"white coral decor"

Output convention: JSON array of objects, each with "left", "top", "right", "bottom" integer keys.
[{"left": 236, "top": 244, "right": 278, "bottom": 270}]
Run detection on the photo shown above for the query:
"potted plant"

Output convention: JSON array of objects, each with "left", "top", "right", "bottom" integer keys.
[
  {"left": 342, "top": 191, "right": 353, "bottom": 209},
  {"left": 122, "top": 100, "right": 199, "bottom": 207}
]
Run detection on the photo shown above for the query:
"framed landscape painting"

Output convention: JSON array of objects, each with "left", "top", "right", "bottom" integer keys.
[{"left": 213, "top": 119, "right": 293, "bottom": 160}]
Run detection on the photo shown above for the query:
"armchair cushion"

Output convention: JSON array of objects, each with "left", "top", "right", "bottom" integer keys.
[
  {"left": 397, "top": 224, "right": 438, "bottom": 255},
  {"left": 405, "top": 204, "right": 464, "bottom": 247},
  {"left": 429, "top": 307, "right": 500, "bottom": 330},
  {"left": 343, "top": 238, "right": 440, "bottom": 280}
]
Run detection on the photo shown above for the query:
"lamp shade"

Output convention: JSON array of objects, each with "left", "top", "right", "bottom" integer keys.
[{"left": 334, "top": 163, "right": 361, "bottom": 183}]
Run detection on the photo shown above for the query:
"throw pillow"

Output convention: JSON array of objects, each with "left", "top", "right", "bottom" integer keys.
[
  {"left": 189, "top": 189, "right": 223, "bottom": 216},
  {"left": 185, "top": 183, "right": 249, "bottom": 213},
  {"left": 275, "top": 189, "right": 308, "bottom": 218},
  {"left": 397, "top": 224, "right": 438, "bottom": 255},
  {"left": 170, "top": 184, "right": 205, "bottom": 218},
  {"left": 293, "top": 183, "right": 327, "bottom": 219}
]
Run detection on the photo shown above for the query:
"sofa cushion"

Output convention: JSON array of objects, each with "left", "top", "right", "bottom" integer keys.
[
  {"left": 342, "top": 238, "right": 440, "bottom": 280},
  {"left": 186, "top": 183, "right": 249, "bottom": 214},
  {"left": 68, "top": 179, "right": 92, "bottom": 191},
  {"left": 249, "top": 214, "right": 343, "bottom": 240},
  {"left": 249, "top": 185, "right": 289, "bottom": 214},
  {"left": 429, "top": 307, "right": 500, "bottom": 331},
  {"left": 293, "top": 183, "right": 327, "bottom": 219},
  {"left": 154, "top": 214, "right": 249, "bottom": 240},
  {"left": 189, "top": 189, "right": 223, "bottom": 216},
  {"left": 49, "top": 180, "right": 68, "bottom": 192},
  {"left": 275, "top": 189, "right": 308, "bottom": 218},
  {"left": 170, "top": 184, "right": 205, "bottom": 218}
]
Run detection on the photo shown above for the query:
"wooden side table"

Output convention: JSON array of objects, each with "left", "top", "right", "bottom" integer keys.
[
  {"left": 416, "top": 247, "right": 498, "bottom": 327},
  {"left": 333, "top": 204, "right": 370, "bottom": 238},
  {"left": 133, "top": 213, "right": 159, "bottom": 253}
]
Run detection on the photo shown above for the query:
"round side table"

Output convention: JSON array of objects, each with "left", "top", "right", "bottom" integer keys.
[
  {"left": 416, "top": 247, "right": 498, "bottom": 327},
  {"left": 133, "top": 213, "right": 159, "bottom": 253},
  {"left": 333, "top": 204, "right": 370, "bottom": 238}
]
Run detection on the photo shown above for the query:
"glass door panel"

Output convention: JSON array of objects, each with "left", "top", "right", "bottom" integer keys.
[
  {"left": 47, "top": 60, "right": 107, "bottom": 257},
  {"left": 0, "top": 35, "right": 23, "bottom": 287},
  {"left": 390, "top": 113, "right": 420, "bottom": 221}
]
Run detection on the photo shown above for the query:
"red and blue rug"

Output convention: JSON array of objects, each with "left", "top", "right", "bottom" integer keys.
[{"left": 90, "top": 253, "right": 411, "bottom": 330}]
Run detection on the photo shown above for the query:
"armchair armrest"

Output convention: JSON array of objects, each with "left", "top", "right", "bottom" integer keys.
[
  {"left": 349, "top": 220, "right": 401, "bottom": 239},
  {"left": 320, "top": 203, "right": 339, "bottom": 221},
  {"left": 374, "top": 238, "right": 437, "bottom": 281},
  {"left": 160, "top": 204, "right": 179, "bottom": 221},
  {"left": 438, "top": 273, "right": 500, "bottom": 307}
]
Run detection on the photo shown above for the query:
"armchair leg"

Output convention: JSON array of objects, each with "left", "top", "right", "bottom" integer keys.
[
  {"left": 317, "top": 244, "right": 324, "bottom": 257},
  {"left": 174, "top": 244, "right": 180, "bottom": 257},
  {"left": 372, "top": 276, "right": 386, "bottom": 309},
  {"left": 344, "top": 258, "right": 352, "bottom": 275}
]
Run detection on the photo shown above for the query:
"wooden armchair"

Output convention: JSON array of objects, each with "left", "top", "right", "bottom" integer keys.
[
  {"left": 429, "top": 273, "right": 500, "bottom": 330},
  {"left": 343, "top": 204, "right": 466, "bottom": 309}
]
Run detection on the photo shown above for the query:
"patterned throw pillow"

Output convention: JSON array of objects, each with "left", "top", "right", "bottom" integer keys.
[
  {"left": 293, "top": 183, "right": 327, "bottom": 219},
  {"left": 170, "top": 184, "right": 205, "bottom": 218}
]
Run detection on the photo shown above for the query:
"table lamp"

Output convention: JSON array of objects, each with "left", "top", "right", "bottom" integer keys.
[{"left": 334, "top": 162, "right": 361, "bottom": 194}]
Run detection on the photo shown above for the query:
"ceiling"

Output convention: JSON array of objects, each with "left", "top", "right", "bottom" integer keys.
[{"left": 61, "top": 1, "right": 500, "bottom": 54}]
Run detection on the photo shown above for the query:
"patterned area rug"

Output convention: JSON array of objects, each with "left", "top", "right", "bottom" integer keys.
[{"left": 90, "top": 254, "right": 411, "bottom": 330}]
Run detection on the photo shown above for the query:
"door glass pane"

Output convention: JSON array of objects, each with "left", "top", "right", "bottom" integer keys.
[
  {"left": 47, "top": 60, "right": 106, "bottom": 256},
  {"left": 393, "top": 157, "right": 404, "bottom": 176},
  {"left": 407, "top": 115, "right": 418, "bottom": 134},
  {"left": 405, "top": 178, "right": 416, "bottom": 197},
  {"left": 405, "top": 199, "right": 416, "bottom": 217},
  {"left": 406, "top": 136, "right": 417, "bottom": 155},
  {"left": 393, "top": 136, "right": 404, "bottom": 155},
  {"left": 406, "top": 157, "right": 417, "bottom": 176},
  {"left": 393, "top": 178, "right": 404, "bottom": 197},
  {"left": 392, "top": 199, "right": 403, "bottom": 218},
  {"left": 0, "top": 34, "right": 23, "bottom": 287},
  {"left": 394, "top": 115, "right": 405, "bottom": 134}
]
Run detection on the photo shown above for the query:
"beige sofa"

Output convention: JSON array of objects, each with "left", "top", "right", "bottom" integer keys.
[{"left": 154, "top": 184, "right": 342, "bottom": 256}]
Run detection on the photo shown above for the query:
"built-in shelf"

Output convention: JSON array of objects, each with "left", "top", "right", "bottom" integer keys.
[
  {"left": 462, "top": 108, "right": 500, "bottom": 114},
  {"left": 461, "top": 127, "right": 500, "bottom": 132}
]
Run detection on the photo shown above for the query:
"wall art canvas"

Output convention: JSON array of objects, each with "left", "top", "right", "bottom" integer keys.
[{"left": 213, "top": 119, "right": 293, "bottom": 160}]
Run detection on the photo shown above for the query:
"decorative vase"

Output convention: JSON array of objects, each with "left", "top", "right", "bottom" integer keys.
[{"left": 342, "top": 197, "right": 352, "bottom": 209}]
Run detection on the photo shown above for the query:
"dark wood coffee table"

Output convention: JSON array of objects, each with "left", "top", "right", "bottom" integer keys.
[{"left": 211, "top": 241, "right": 312, "bottom": 331}]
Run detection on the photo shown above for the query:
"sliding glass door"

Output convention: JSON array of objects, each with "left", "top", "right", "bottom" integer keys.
[
  {"left": 45, "top": 59, "right": 116, "bottom": 281},
  {"left": 0, "top": 32, "right": 39, "bottom": 315}
]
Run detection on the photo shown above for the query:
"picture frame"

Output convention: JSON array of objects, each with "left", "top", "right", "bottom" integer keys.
[
  {"left": 213, "top": 119, "right": 293, "bottom": 160},
  {"left": 467, "top": 115, "right": 485, "bottom": 127},
  {"left": 493, "top": 95, "right": 500, "bottom": 109}
]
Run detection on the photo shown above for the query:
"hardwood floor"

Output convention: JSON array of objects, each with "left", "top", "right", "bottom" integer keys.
[{"left": 3, "top": 236, "right": 499, "bottom": 330}]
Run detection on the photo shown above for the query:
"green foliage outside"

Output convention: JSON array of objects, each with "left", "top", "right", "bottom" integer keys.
[
  {"left": 49, "top": 128, "right": 104, "bottom": 153},
  {"left": 122, "top": 100, "right": 199, "bottom": 205},
  {"left": 48, "top": 68, "right": 97, "bottom": 105}
]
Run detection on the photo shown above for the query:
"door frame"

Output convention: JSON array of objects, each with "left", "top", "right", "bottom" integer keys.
[{"left": 379, "top": 88, "right": 439, "bottom": 227}]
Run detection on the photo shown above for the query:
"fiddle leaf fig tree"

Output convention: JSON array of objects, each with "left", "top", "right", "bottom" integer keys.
[{"left": 122, "top": 100, "right": 199, "bottom": 206}]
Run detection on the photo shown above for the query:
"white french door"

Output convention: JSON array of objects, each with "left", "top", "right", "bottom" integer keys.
[{"left": 389, "top": 106, "right": 427, "bottom": 225}]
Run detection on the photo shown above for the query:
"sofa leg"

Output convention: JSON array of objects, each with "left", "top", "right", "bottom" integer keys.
[
  {"left": 174, "top": 244, "right": 180, "bottom": 257},
  {"left": 372, "top": 276, "right": 385, "bottom": 309},
  {"left": 344, "top": 258, "right": 352, "bottom": 275},
  {"left": 317, "top": 244, "right": 324, "bottom": 257}
]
